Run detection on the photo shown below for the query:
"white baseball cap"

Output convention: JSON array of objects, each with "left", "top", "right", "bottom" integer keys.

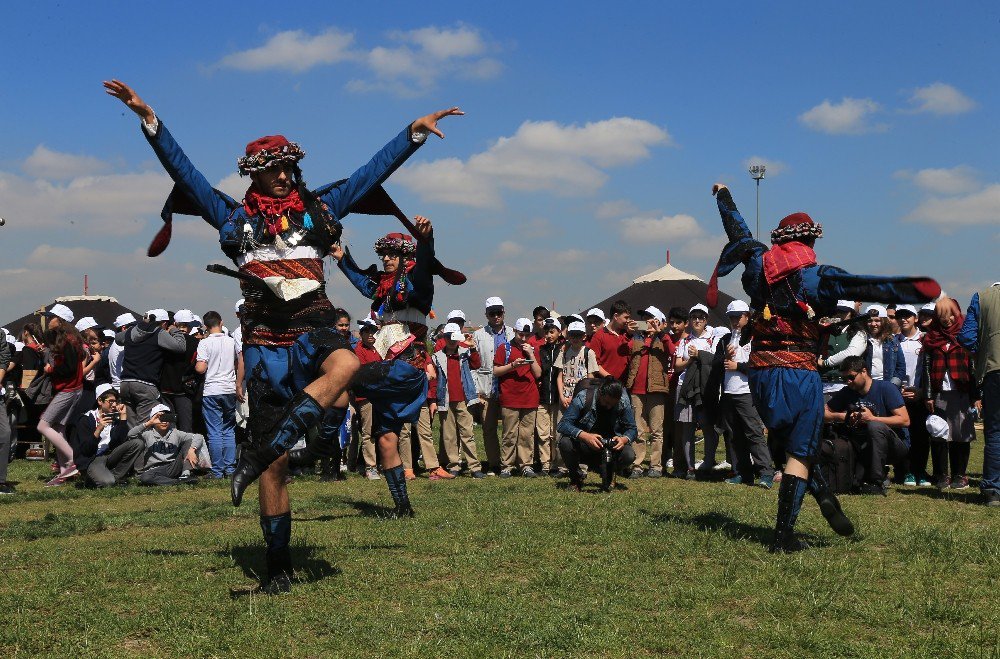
[
  {"left": 568, "top": 314, "right": 584, "bottom": 324},
  {"left": 5, "top": 333, "right": 15, "bottom": 345},
  {"left": 441, "top": 322, "right": 461, "bottom": 335},
  {"left": 640, "top": 306, "right": 666, "bottom": 322},
  {"left": 114, "top": 312, "right": 137, "bottom": 327},
  {"left": 102, "top": 329, "right": 116, "bottom": 339},
  {"left": 358, "top": 318, "right": 378, "bottom": 331},
  {"left": 146, "top": 308, "right": 169, "bottom": 322},
  {"left": 449, "top": 331, "right": 465, "bottom": 342},
  {"left": 173, "top": 309, "right": 198, "bottom": 325},
  {"left": 446, "top": 309, "right": 466, "bottom": 322},
  {"left": 48, "top": 304, "right": 74, "bottom": 323},
  {"left": 689, "top": 303, "right": 710, "bottom": 316},
  {"left": 895, "top": 304, "right": 917, "bottom": 317},
  {"left": 484, "top": 296, "right": 504, "bottom": 310},
  {"left": 543, "top": 318, "right": 562, "bottom": 331},
  {"left": 835, "top": 300, "right": 856, "bottom": 312},
  {"left": 864, "top": 304, "right": 888, "bottom": 318},
  {"left": 74, "top": 317, "right": 98, "bottom": 332},
  {"left": 920, "top": 302, "right": 936, "bottom": 313},
  {"left": 725, "top": 300, "right": 750, "bottom": 315},
  {"left": 149, "top": 403, "right": 172, "bottom": 419},
  {"left": 926, "top": 414, "right": 950, "bottom": 440},
  {"left": 567, "top": 321, "right": 587, "bottom": 334},
  {"left": 514, "top": 317, "right": 532, "bottom": 333},
  {"left": 585, "top": 308, "right": 607, "bottom": 322},
  {"left": 95, "top": 383, "right": 116, "bottom": 399},
  {"left": 235, "top": 298, "right": 245, "bottom": 314}
]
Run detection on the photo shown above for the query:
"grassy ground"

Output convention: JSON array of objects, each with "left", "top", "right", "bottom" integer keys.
[{"left": 0, "top": 429, "right": 997, "bottom": 658}]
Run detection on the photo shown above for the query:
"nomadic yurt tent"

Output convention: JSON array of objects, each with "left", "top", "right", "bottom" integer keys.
[{"left": 3, "top": 295, "right": 141, "bottom": 336}]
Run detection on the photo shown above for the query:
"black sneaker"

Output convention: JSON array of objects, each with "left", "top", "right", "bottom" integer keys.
[
  {"left": 471, "top": 470, "right": 486, "bottom": 479},
  {"left": 0, "top": 482, "right": 15, "bottom": 495},
  {"left": 262, "top": 572, "right": 292, "bottom": 595},
  {"left": 860, "top": 482, "right": 887, "bottom": 496}
]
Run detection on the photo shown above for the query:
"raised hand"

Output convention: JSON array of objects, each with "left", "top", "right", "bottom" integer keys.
[
  {"left": 712, "top": 183, "right": 728, "bottom": 196},
  {"left": 329, "top": 243, "right": 345, "bottom": 262},
  {"left": 413, "top": 215, "right": 433, "bottom": 239},
  {"left": 411, "top": 107, "right": 465, "bottom": 139},
  {"left": 103, "top": 79, "right": 156, "bottom": 124}
]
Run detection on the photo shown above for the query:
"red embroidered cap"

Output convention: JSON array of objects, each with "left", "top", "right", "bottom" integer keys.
[{"left": 770, "top": 212, "right": 823, "bottom": 244}]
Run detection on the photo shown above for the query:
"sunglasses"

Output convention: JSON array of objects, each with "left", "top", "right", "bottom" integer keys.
[
  {"left": 841, "top": 371, "right": 861, "bottom": 382},
  {"left": 486, "top": 309, "right": 504, "bottom": 316}
]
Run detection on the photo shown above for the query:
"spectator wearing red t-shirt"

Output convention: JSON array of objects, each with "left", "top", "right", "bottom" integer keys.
[
  {"left": 585, "top": 308, "right": 606, "bottom": 346},
  {"left": 494, "top": 319, "right": 542, "bottom": 477},
  {"left": 590, "top": 300, "right": 635, "bottom": 382},
  {"left": 528, "top": 305, "right": 551, "bottom": 353},
  {"left": 353, "top": 321, "right": 382, "bottom": 479},
  {"left": 431, "top": 331, "right": 485, "bottom": 478},
  {"left": 625, "top": 306, "right": 673, "bottom": 478},
  {"left": 433, "top": 310, "right": 467, "bottom": 352}
]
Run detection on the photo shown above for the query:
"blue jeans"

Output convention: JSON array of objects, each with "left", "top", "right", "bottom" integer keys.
[
  {"left": 203, "top": 394, "right": 237, "bottom": 478},
  {"left": 982, "top": 371, "right": 1000, "bottom": 495}
]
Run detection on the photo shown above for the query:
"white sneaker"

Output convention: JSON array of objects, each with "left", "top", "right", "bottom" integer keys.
[
  {"left": 694, "top": 460, "right": 704, "bottom": 470},
  {"left": 713, "top": 460, "right": 732, "bottom": 471},
  {"left": 365, "top": 467, "right": 381, "bottom": 480}
]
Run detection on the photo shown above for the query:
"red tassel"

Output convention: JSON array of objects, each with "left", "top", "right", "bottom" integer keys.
[
  {"left": 147, "top": 220, "right": 172, "bottom": 257},
  {"left": 706, "top": 262, "right": 721, "bottom": 308}
]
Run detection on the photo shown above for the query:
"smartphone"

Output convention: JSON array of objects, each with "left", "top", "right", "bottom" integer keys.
[{"left": 159, "top": 412, "right": 178, "bottom": 424}]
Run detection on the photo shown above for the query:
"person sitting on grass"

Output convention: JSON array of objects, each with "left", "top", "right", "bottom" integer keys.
[
  {"left": 824, "top": 356, "right": 910, "bottom": 496},
  {"left": 130, "top": 404, "right": 211, "bottom": 486},
  {"left": 70, "top": 384, "right": 144, "bottom": 487},
  {"left": 557, "top": 377, "right": 637, "bottom": 492}
]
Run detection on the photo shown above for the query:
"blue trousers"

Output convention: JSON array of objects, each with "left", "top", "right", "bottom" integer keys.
[
  {"left": 748, "top": 367, "right": 824, "bottom": 460},
  {"left": 203, "top": 394, "right": 237, "bottom": 477},
  {"left": 982, "top": 371, "right": 1000, "bottom": 495},
  {"left": 354, "top": 360, "right": 428, "bottom": 438}
]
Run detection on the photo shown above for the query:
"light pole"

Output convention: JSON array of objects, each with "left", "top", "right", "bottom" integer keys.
[{"left": 748, "top": 164, "right": 766, "bottom": 239}]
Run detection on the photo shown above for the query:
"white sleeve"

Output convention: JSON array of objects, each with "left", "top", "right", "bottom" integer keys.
[
  {"left": 826, "top": 331, "right": 868, "bottom": 368},
  {"left": 141, "top": 112, "right": 159, "bottom": 136}
]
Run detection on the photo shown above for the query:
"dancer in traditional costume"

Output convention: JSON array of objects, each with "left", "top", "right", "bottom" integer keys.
[
  {"left": 105, "top": 79, "right": 461, "bottom": 591},
  {"left": 708, "top": 183, "right": 941, "bottom": 552}
]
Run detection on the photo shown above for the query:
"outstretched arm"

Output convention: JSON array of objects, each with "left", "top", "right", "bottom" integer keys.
[
  {"left": 817, "top": 266, "right": 941, "bottom": 307},
  {"left": 323, "top": 107, "right": 464, "bottom": 220},
  {"left": 104, "top": 80, "right": 235, "bottom": 229},
  {"left": 712, "top": 184, "right": 754, "bottom": 243},
  {"left": 334, "top": 246, "right": 379, "bottom": 299}
]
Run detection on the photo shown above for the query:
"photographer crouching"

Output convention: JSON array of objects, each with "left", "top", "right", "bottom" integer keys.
[
  {"left": 557, "top": 377, "right": 637, "bottom": 492},
  {"left": 824, "top": 356, "right": 910, "bottom": 496}
]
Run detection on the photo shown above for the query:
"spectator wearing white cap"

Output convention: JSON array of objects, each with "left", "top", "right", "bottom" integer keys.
[
  {"left": 433, "top": 309, "right": 468, "bottom": 352},
  {"left": 431, "top": 327, "right": 484, "bottom": 478},
  {"left": 196, "top": 311, "right": 241, "bottom": 478},
  {"left": 623, "top": 306, "right": 673, "bottom": 478},
  {"left": 862, "top": 304, "right": 905, "bottom": 387},
  {"left": 472, "top": 296, "right": 515, "bottom": 474},
  {"left": 231, "top": 299, "right": 245, "bottom": 354},
  {"left": 45, "top": 303, "right": 74, "bottom": 330},
  {"left": 116, "top": 307, "right": 186, "bottom": 426},
  {"left": 673, "top": 303, "right": 723, "bottom": 478},
  {"left": 895, "top": 304, "right": 929, "bottom": 486},
  {"left": 590, "top": 301, "right": 635, "bottom": 383},
  {"left": 159, "top": 309, "right": 202, "bottom": 433},
  {"left": 108, "top": 313, "right": 137, "bottom": 390},
  {"left": 38, "top": 316, "right": 87, "bottom": 487},
  {"left": 74, "top": 317, "right": 98, "bottom": 333},
  {"left": 69, "top": 384, "right": 144, "bottom": 487},
  {"left": 529, "top": 306, "right": 552, "bottom": 353},
  {"left": 353, "top": 319, "right": 382, "bottom": 479},
  {"left": 494, "top": 318, "right": 542, "bottom": 477},
  {"left": 129, "top": 404, "right": 209, "bottom": 486},
  {"left": 535, "top": 317, "right": 565, "bottom": 475},
  {"left": 718, "top": 301, "right": 775, "bottom": 488},
  {"left": 554, "top": 321, "right": 600, "bottom": 413},
  {"left": 584, "top": 307, "right": 606, "bottom": 344},
  {"left": 917, "top": 302, "right": 936, "bottom": 333}
]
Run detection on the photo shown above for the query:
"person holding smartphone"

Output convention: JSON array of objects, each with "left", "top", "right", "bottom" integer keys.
[
  {"left": 69, "top": 384, "right": 144, "bottom": 488},
  {"left": 493, "top": 319, "right": 543, "bottom": 477}
]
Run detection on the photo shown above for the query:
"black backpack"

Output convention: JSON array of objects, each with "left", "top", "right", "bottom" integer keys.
[{"left": 819, "top": 433, "right": 857, "bottom": 494}]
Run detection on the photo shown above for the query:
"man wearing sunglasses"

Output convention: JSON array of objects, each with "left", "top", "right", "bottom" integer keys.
[
  {"left": 472, "top": 297, "right": 515, "bottom": 474},
  {"left": 69, "top": 384, "right": 144, "bottom": 488}
]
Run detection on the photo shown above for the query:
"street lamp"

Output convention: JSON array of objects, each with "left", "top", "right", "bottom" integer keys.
[{"left": 748, "top": 164, "right": 766, "bottom": 239}]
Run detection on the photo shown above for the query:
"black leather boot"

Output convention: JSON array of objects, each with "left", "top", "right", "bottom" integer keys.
[
  {"left": 287, "top": 406, "right": 346, "bottom": 470},
  {"left": 811, "top": 466, "right": 855, "bottom": 537},
  {"left": 231, "top": 392, "right": 325, "bottom": 507},
  {"left": 770, "top": 473, "right": 810, "bottom": 553}
]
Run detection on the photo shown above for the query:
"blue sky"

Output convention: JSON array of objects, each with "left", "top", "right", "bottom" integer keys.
[{"left": 1, "top": 1, "right": 998, "bottom": 328}]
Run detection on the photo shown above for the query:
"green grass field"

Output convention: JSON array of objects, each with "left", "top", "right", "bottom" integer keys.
[{"left": 1, "top": 430, "right": 997, "bottom": 658}]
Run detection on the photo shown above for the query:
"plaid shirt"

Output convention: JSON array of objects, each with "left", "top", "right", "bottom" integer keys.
[{"left": 923, "top": 341, "right": 973, "bottom": 395}]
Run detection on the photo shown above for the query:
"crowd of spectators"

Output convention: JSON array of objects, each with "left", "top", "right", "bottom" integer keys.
[{"left": 0, "top": 288, "right": 996, "bottom": 508}]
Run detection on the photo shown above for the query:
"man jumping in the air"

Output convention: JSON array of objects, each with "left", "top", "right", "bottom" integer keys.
[
  {"left": 708, "top": 183, "right": 941, "bottom": 552},
  {"left": 105, "top": 79, "right": 462, "bottom": 592}
]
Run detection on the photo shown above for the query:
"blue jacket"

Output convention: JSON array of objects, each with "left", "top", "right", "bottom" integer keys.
[
  {"left": 864, "top": 337, "right": 906, "bottom": 386},
  {"left": 958, "top": 291, "right": 982, "bottom": 351},
  {"left": 431, "top": 348, "right": 479, "bottom": 407},
  {"left": 143, "top": 119, "right": 422, "bottom": 260},
  {"left": 557, "top": 388, "right": 637, "bottom": 444},
  {"left": 713, "top": 189, "right": 940, "bottom": 319}
]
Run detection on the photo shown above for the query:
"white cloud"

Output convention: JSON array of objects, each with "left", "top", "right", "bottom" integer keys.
[
  {"left": 215, "top": 172, "right": 248, "bottom": 201},
  {"left": 743, "top": 156, "right": 787, "bottom": 178},
  {"left": 798, "top": 97, "right": 885, "bottom": 135},
  {"left": 907, "top": 83, "right": 976, "bottom": 115},
  {"left": 22, "top": 145, "right": 111, "bottom": 180},
  {"left": 906, "top": 184, "right": 1000, "bottom": 228},
  {"left": 595, "top": 199, "right": 639, "bottom": 220},
  {"left": 0, "top": 169, "right": 172, "bottom": 233},
  {"left": 620, "top": 214, "right": 701, "bottom": 243},
  {"left": 395, "top": 117, "right": 671, "bottom": 208},
  {"left": 215, "top": 29, "right": 357, "bottom": 72},
  {"left": 212, "top": 24, "right": 500, "bottom": 97},
  {"left": 895, "top": 166, "right": 980, "bottom": 195},
  {"left": 496, "top": 240, "right": 522, "bottom": 258}
]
